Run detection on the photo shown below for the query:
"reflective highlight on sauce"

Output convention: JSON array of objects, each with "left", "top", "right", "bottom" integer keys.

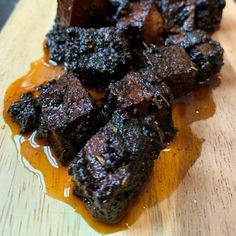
[{"left": 3, "top": 55, "right": 216, "bottom": 234}]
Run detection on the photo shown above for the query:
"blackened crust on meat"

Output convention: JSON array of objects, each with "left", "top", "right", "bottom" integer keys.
[
  {"left": 46, "top": 24, "right": 67, "bottom": 64},
  {"left": 68, "top": 110, "right": 165, "bottom": 224},
  {"left": 189, "top": 40, "right": 224, "bottom": 82},
  {"left": 195, "top": 0, "right": 225, "bottom": 30},
  {"left": 165, "top": 30, "right": 224, "bottom": 81},
  {"left": 65, "top": 27, "right": 133, "bottom": 85},
  {"left": 144, "top": 45, "right": 197, "bottom": 97},
  {"left": 37, "top": 72, "right": 104, "bottom": 165},
  {"left": 8, "top": 92, "right": 41, "bottom": 134},
  {"left": 156, "top": 0, "right": 196, "bottom": 33},
  {"left": 116, "top": 0, "right": 164, "bottom": 45},
  {"left": 56, "top": 0, "right": 109, "bottom": 28},
  {"left": 107, "top": 70, "right": 175, "bottom": 140},
  {"left": 156, "top": 0, "right": 225, "bottom": 33},
  {"left": 165, "top": 29, "right": 209, "bottom": 49}
]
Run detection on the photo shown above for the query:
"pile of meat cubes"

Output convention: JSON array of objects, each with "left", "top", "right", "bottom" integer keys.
[{"left": 8, "top": 0, "right": 225, "bottom": 224}]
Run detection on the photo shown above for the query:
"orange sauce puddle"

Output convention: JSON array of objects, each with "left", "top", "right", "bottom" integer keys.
[{"left": 3, "top": 55, "right": 216, "bottom": 234}]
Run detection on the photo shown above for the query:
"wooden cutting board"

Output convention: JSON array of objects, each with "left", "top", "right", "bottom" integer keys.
[{"left": 0, "top": 0, "right": 236, "bottom": 235}]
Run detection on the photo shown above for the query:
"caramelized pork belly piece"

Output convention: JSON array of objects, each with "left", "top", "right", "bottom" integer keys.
[
  {"left": 144, "top": 45, "right": 197, "bottom": 97},
  {"left": 57, "top": 0, "right": 109, "bottom": 27},
  {"left": 65, "top": 27, "right": 133, "bottom": 85},
  {"left": 69, "top": 111, "right": 165, "bottom": 224},
  {"left": 116, "top": 0, "right": 164, "bottom": 45},
  {"left": 165, "top": 30, "right": 224, "bottom": 81},
  {"left": 37, "top": 72, "right": 104, "bottom": 165},
  {"left": 108, "top": 70, "right": 175, "bottom": 140},
  {"left": 8, "top": 92, "right": 41, "bottom": 133}
]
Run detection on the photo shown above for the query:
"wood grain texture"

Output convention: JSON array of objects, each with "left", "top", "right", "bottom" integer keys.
[{"left": 0, "top": 0, "right": 236, "bottom": 235}]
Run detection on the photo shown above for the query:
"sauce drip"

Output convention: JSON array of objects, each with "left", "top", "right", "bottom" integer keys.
[{"left": 3, "top": 55, "right": 216, "bottom": 234}]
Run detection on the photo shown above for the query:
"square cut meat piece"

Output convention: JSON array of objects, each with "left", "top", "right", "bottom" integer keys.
[
  {"left": 65, "top": 27, "right": 133, "bottom": 85},
  {"left": 165, "top": 30, "right": 224, "bottom": 81},
  {"left": 108, "top": 70, "right": 175, "bottom": 140},
  {"left": 57, "top": 0, "right": 109, "bottom": 27},
  {"left": 8, "top": 92, "right": 40, "bottom": 134},
  {"left": 156, "top": 0, "right": 225, "bottom": 33},
  {"left": 68, "top": 110, "right": 165, "bottom": 224},
  {"left": 188, "top": 40, "right": 224, "bottom": 82},
  {"left": 195, "top": 0, "right": 225, "bottom": 30},
  {"left": 37, "top": 72, "right": 102, "bottom": 165},
  {"left": 144, "top": 45, "right": 197, "bottom": 97},
  {"left": 116, "top": 0, "right": 164, "bottom": 45}
]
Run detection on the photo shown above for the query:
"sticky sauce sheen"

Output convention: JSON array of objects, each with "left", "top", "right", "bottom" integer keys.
[{"left": 3, "top": 55, "right": 216, "bottom": 234}]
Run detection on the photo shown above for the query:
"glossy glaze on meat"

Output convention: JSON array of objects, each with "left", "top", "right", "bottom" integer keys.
[{"left": 8, "top": 0, "right": 226, "bottom": 225}]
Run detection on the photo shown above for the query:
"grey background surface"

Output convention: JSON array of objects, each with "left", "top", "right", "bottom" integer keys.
[{"left": 0, "top": 0, "right": 19, "bottom": 29}]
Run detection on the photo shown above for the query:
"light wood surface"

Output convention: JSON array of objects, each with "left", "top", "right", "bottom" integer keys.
[{"left": 0, "top": 0, "right": 236, "bottom": 235}]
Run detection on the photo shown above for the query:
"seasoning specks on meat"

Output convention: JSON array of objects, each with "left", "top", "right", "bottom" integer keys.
[
  {"left": 69, "top": 110, "right": 165, "bottom": 224},
  {"left": 8, "top": 0, "right": 226, "bottom": 225},
  {"left": 108, "top": 70, "right": 175, "bottom": 140},
  {"left": 37, "top": 72, "right": 105, "bottom": 165},
  {"left": 144, "top": 45, "right": 197, "bottom": 97},
  {"left": 65, "top": 27, "right": 133, "bottom": 84},
  {"left": 165, "top": 30, "right": 224, "bottom": 81}
]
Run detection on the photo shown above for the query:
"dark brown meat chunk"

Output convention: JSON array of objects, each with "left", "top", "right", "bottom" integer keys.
[
  {"left": 8, "top": 92, "right": 40, "bottom": 133},
  {"left": 144, "top": 45, "right": 197, "bottom": 97},
  {"left": 107, "top": 70, "right": 175, "bottom": 140},
  {"left": 68, "top": 110, "right": 165, "bottom": 224},
  {"left": 156, "top": 0, "right": 225, "bottom": 33},
  {"left": 37, "top": 72, "right": 103, "bottom": 165},
  {"left": 156, "top": 0, "right": 195, "bottom": 33},
  {"left": 189, "top": 40, "right": 224, "bottom": 82},
  {"left": 165, "top": 30, "right": 224, "bottom": 81},
  {"left": 116, "top": 0, "right": 164, "bottom": 45},
  {"left": 64, "top": 27, "right": 133, "bottom": 85},
  {"left": 195, "top": 0, "right": 225, "bottom": 30},
  {"left": 57, "top": 0, "right": 109, "bottom": 27},
  {"left": 46, "top": 24, "right": 67, "bottom": 63}
]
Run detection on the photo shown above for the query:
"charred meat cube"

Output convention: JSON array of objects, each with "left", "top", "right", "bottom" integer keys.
[
  {"left": 64, "top": 27, "right": 133, "bottom": 84},
  {"left": 56, "top": 0, "right": 109, "bottom": 28},
  {"left": 157, "top": 0, "right": 225, "bottom": 33},
  {"left": 108, "top": 70, "right": 175, "bottom": 140},
  {"left": 144, "top": 45, "right": 197, "bottom": 97},
  {"left": 38, "top": 72, "right": 102, "bottom": 165},
  {"left": 156, "top": 0, "right": 195, "bottom": 33},
  {"left": 68, "top": 111, "right": 165, "bottom": 224},
  {"left": 8, "top": 92, "right": 40, "bottom": 133},
  {"left": 46, "top": 24, "right": 67, "bottom": 64},
  {"left": 165, "top": 30, "right": 224, "bottom": 81},
  {"left": 116, "top": 0, "right": 164, "bottom": 45},
  {"left": 195, "top": 0, "right": 225, "bottom": 30},
  {"left": 189, "top": 40, "right": 224, "bottom": 81}
]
